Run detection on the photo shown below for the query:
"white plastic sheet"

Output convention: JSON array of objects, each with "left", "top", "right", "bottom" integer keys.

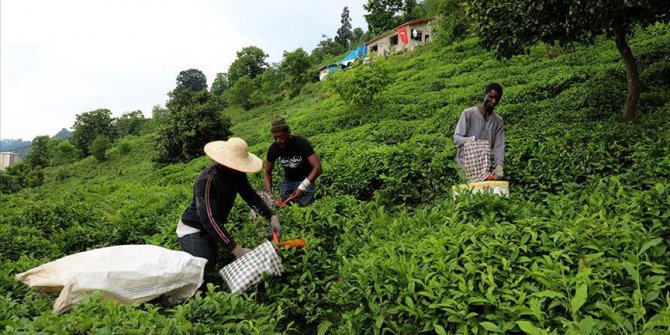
[{"left": 16, "top": 245, "right": 207, "bottom": 314}]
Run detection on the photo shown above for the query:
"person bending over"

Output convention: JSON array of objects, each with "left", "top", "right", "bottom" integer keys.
[{"left": 177, "top": 138, "right": 281, "bottom": 282}]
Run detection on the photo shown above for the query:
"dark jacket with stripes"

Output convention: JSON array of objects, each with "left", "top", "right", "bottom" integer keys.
[{"left": 181, "top": 163, "right": 273, "bottom": 251}]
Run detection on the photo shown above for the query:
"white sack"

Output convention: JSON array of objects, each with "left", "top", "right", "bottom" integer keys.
[{"left": 15, "top": 244, "right": 207, "bottom": 314}]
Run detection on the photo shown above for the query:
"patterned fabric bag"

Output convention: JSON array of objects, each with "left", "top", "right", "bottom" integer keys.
[
  {"left": 219, "top": 241, "right": 283, "bottom": 293},
  {"left": 462, "top": 139, "right": 491, "bottom": 183}
]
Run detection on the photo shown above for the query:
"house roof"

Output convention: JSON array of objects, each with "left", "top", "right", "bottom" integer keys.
[
  {"left": 316, "top": 63, "right": 340, "bottom": 71},
  {"left": 365, "top": 18, "right": 433, "bottom": 45}
]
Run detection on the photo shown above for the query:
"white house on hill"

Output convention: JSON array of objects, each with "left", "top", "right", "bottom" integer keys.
[
  {"left": 365, "top": 18, "right": 433, "bottom": 56},
  {"left": 0, "top": 152, "right": 22, "bottom": 170}
]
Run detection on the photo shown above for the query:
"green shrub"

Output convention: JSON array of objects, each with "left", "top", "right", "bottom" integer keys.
[
  {"left": 331, "top": 60, "right": 390, "bottom": 112},
  {"left": 90, "top": 135, "right": 110, "bottom": 162}
]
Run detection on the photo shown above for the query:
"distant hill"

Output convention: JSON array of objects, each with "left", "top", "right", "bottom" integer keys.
[
  {"left": 0, "top": 139, "right": 32, "bottom": 157},
  {"left": 53, "top": 128, "right": 72, "bottom": 140},
  {"left": 0, "top": 128, "right": 71, "bottom": 157}
]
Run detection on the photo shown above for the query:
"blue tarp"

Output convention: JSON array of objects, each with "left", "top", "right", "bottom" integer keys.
[
  {"left": 318, "top": 63, "right": 341, "bottom": 80},
  {"left": 341, "top": 45, "right": 368, "bottom": 65},
  {"left": 317, "top": 45, "right": 369, "bottom": 80}
]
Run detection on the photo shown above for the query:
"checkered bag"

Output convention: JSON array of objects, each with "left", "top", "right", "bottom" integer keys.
[
  {"left": 462, "top": 139, "right": 491, "bottom": 182},
  {"left": 219, "top": 241, "right": 283, "bottom": 293}
]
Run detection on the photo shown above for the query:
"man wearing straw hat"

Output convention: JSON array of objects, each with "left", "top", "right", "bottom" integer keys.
[
  {"left": 264, "top": 116, "right": 322, "bottom": 207},
  {"left": 177, "top": 138, "right": 281, "bottom": 281}
]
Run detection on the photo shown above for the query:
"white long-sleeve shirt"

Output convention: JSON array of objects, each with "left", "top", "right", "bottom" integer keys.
[{"left": 453, "top": 106, "right": 505, "bottom": 167}]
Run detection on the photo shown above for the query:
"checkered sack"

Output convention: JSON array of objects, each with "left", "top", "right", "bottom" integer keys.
[
  {"left": 219, "top": 241, "right": 283, "bottom": 293},
  {"left": 462, "top": 139, "right": 491, "bottom": 183}
]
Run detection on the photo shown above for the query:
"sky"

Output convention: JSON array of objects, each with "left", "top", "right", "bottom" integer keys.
[{"left": 0, "top": 0, "right": 368, "bottom": 141}]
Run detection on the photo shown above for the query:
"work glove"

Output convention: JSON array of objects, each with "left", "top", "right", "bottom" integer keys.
[
  {"left": 231, "top": 245, "right": 251, "bottom": 259},
  {"left": 493, "top": 165, "right": 504, "bottom": 179},
  {"left": 268, "top": 215, "right": 281, "bottom": 241}
]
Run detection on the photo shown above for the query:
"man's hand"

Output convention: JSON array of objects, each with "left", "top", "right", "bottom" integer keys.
[
  {"left": 268, "top": 215, "right": 281, "bottom": 240},
  {"left": 466, "top": 136, "right": 476, "bottom": 142},
  {"left": 493, "top": 165, "right": 504, "bottom": 179},
  {"left": 231, "top": 245, "right": 251, "bottom": 259},
  {"left": 289, "top": 189, "right": 305, "bottom": 201}
]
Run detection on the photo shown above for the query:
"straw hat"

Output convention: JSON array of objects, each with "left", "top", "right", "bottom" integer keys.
[{"left": 204, "top": 138, "right": 262, "bottom": 173}]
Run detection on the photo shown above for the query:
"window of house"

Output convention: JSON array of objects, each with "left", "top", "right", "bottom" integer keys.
[
  {"left": 412, "top": 29, "right": 422, "bottom": 41},
  {"left": 371, "top": 45, "right": 378, "bottom": 52},
  {"left": 390, "top": 34, "right": 399, "bottom": 45}
]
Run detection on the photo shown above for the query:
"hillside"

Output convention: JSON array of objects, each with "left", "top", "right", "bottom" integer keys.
[{"left": 1, "top": 24, "right": 669, "bottom": 334}]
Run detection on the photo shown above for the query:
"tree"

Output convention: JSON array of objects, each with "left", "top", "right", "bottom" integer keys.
[
  {"left": 114, "top": 110, "right": 146, "bottom": 137},
  {"left": 176, "top": 68, "right": 208, "bottom": 92},
  {"left": 228, "top": 46, "right": 269, "bottom": 86},
  {"left": 0, "top": 169, "right": 21, "bottom": 194},
  {"left": 364, "top": 0, "right": 404, "bottom": 36},
  {"left": 156, "top": 72, "right": 232, "bottom": 165},
  {"left": 210, "top": 72, "right": 230, "bottom": 110},
  {"left": 210, "top": 72, "right": 230, "bottom": 96},
  {"left": 168, "top": 70, "right": 209, "bottom": 110},
  {"left": 0, "top": 162, "right": 30, "bottom": 193},
  {"left": 151, "top": 105, "right": 169, "bottom": 123},
  {"left": 335, "top": 7, "right": 354, "bottom": 49},
  {"left": 279, "top": 48, "right": 313, "bottom": 98},
  {"left": 90, "top": 135, "right": 110, "bottom": 162},
  {"left": 70, "top": 109, "right": 115, "bottom": 156},
  {"left": 25, "top": 167, "right": 44, "bottom": 187},
  {"left": 228, "top": 76, "right": 258, "bottom": 110},
  {"left": 257, "top": 67, "right": 283, "bottom": 104},
  {"left": 26, "top": 135, "right": 52, "bottom": 168},
  {"left": 154, "top": 91, "right": 232, "bottom": 165},
  {"left": 401, "top": 0, "right": 424, "bottom": 22},
  {"left": 310, "top": 34, "right": 347, "bottom": 64},
  {"left": 51, "top": 141, "right": 80, "bottom": 165},
  {"left": 429, "top": 0, "right": 470, "bottom": 44},
  {"left": 352, "top": 27, "right": 371, "bottom": 45},
  {"left": 470, "top": 0, "right": 670, "bottom": 122},
  {"left": 167, "top": 85, "right": 211, "bottom": 112}
]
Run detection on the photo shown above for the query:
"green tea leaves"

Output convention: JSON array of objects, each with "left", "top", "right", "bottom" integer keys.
[
  {"left": 570, "top": 284, "right": 589, "bottom": 316},
  {"left": 638, "top": 238, "right": 662, "bottom": 256},
  {"left": 517, "top": 321, "right": 546, "bottom": 335},
  {"left": 480, "top": 321, "right": 502, "bottom": 332}
]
